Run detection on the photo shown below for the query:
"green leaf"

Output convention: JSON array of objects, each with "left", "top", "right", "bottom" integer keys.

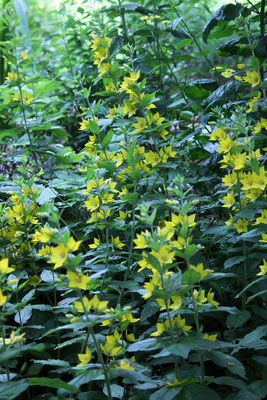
[
  {"left": 202, "top": 3, "right": 249, "bottom": 42},
  {"left": 0, "top": 380, "right": 29, "bottom": 400},
  {"left": 227, "top": 310, "right": 251, "bottom": 328},
  {"left": 186, "top": 384, "right": 221, "bottom": 399},
  {"left": 212, "top": 376, "right": 246, "bottom": 389},
  {"left": 33, "top": 359, "right": 70, "bottom": 367},
  {"left": 69, "top": 369, "right": 104, "bottom": 389},
  {"left": 104, "top": 384, "right": 124, "bottom": 399},
  {"left": 183, "top": 269, "right": 201, "bottom": 284},
  {"left": 28, "top": 377, "right": 77, "bottom": 393},
  {"left": 14, "top": 304, "right": 32, "bottom": 325},
  {"left": 88, "top": 120, "right": 99, "bottom": 134},
  {"left": 203, "top": 80, "right": 241, "bottom": 110},
  {"left": 150, "top": 386, "right": 182, "bottom": 400},
  {"left": 0, "top": 128, "right": 21, "bottom": 140},
  {"left": 37, "top": 187, "right": 57, "bottom": 205},
  {"left": 78, "top": 392, "right": 106, "bottom": 400},
  {"left": 224, "top": 256, "right": 246, "bottom": 269},
  {"left": 102, "top": 129, "right": 114, "bottom": 148},
  {"left": 204, "top": 350, "right": 246, "bottom": 378}
]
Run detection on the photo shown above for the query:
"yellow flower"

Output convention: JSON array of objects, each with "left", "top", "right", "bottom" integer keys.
[
  {"left": 232, "top": 153, "right": 247, "bottom": 170},
  {"left": 174, "top": 315, "right": 192, "bottom": 332},
  {"left": 79, "top": 119, "right": 90, "bottom": 130},
  {"left": 237, "top": 64, "right": 245, "bottom": 69},
  {"left": 222, "top": 171, "right": 237, "bottom": 188},
  {"left": 0, "top": 258, "right": 14, "bottom": 274},
  {"left": 259, "top": 233, "right": 267, "bottom": 243},
  {"left": 233, "top": 218, "right": 249, "bottom": 233},
  {"left": 115, "top": 360, "right": 134, "bottom": 370},
  {"left": 38, "top": 226, "right": 58, "bottom": 243},
  {"left": 150, "top": 112, "right": 165, "bottom": 125},
  {"left": 171, "top": 236, "right": 188, "bottom": 250},
  {"left": 243, "top": 71, "right": 260, "bottom": 88},
  {"left": 253, "top": 210, "right": 267, "bottom": 225},
  {"left": 74, "top": 296, "right": 91, "bottom": 313},
  {"left": 77, "top": 346, "right": 91, "bottom": 367},
  {"left": 100, "top": 331, "right": 122, "bottom": 357},
  {"left": 111, "top": 236, "right": 125, "bottom": 249},
  {"left": 225, "top": 214, "right": 234, "bottom": 227},
  {"left": 207, "top": 289, "right": 219, "bottom": 307},
  {"left": 49, "top": 243, "right": 69, "bottom": 269},
  {"left": 256, "top": 259, "right": 267, "bottom": 276},
  {"left": 133, "top": 118, "right": 148, "bottom": 134},
  {"left": 151, "top": 246, "right": 175, "bottom": 265},
  {"left": 0, "top": 289, "right": 7, "bottom": 306},
  {"left": 67, "top": 271, "right": 91, "bottom": 290},
  {"left": 89, "top": 237, "right": 101, "bottom": 249},
  {"left": 145, "top": 150, "right": 161, "bottom": 167},
  {"left": 193, "top": 289, "right": 207, "bottom": 306},
  {"left": 123, "top": 101, "right": 136, "bottom": 117},
  {"left": 221, "top": 68, "right": 235, "bottom": 78},
  {"left": 23, "top": 92, "right": 34, "bottom": 104},
  {"left": 189, "top": 263, "right": 213, "bottom": 280},
  {"left": 203, "top": 333, "right": 217, "bottom": 341},
  {"left": 134, "top": 231, "right": 151, "bottom": 249},
  {"left": 252, "top": 166, "right": 267, "bottom": 191},
  {"left": 85, "top": 195, "right": 100, "bottom": 211},
  {"left": 126, "top": 331, "right": 138, "bottom": 342},
  {"left": 217, "top": 136, "right": 234, "bottom": 154},
  {"left": 222, "top": 191, "right": 235, "bottom": 208},
  {"left": 90, "top": 294, "right": 109, "bottom": 311},
  {"left": 67, "top": 237, "right": 82, "bottom": 252},
  {"left": 21, "top": 52, "right": 28, "bottom": 60},
  {"left": 0, "top": 330, "right": 26, "bottom": 345},
  {"left": 37, "top": 245, "right": 51, "bottom": 257}
]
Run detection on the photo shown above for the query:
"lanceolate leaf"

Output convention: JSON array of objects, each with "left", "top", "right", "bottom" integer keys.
[{"left": 202, "top": 3, "right": 250, "bottom": 42}]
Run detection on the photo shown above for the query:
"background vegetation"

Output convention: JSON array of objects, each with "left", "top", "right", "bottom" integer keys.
[{"left": 0, "top": 0, "right": 266, "bottom": 399}]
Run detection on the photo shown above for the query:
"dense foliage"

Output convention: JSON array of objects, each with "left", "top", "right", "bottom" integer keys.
[{"left": 0, "top": 0, "right": 266, "bottom": 399}]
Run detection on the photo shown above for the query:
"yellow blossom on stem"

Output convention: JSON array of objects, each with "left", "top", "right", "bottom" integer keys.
[
  {"left": 151, "top": 246, "right": 175, "bottom": 265},
  {"left": 77, "top": 346, "right": 91, "bottom": 367},
  {"left": 0, "top": 258, "right": 14, "bottom": 274},
  {"left": 90, "top": 294, "right": 109, "bottom": 311},
  {"left": 67, "top": 271, "right": 91, "bottom": 290},
  {"left": 203, "top": 333, "right": 217, "bottom": 341},
  {"left": 256, "top": 259, "right": 267, "bottom": 276},
  {"left": 100, "top": 331, "right": 122, "bottom": 357},
  {"left": 49, "top": 243, "right": 69, "bottom": 269},
  {"left": 193, "top": 289, "right": 207, "bottom": 306},
  {"left": 243, "top": 71, "right": 260, "bottom": 88},
  {"left": 189, "top": 262, "right": 214, "bottom": 279},
  {"left": 233, "top": 218, "right": 249, "bottom": 233},
  {"left": 0, "top": 330, "right": 26, "bottom": 345},
  {"left": 0, "top": 289, "right": 7, "bottom": 306},
  {"left": 207, "top": 289, "right": 219, "bottom": 307},
  {"left": 85, "top": 195, "right": 100, "bottom": 212},
  {"left": 123, "top": 100, "right": 136, "bottom": 117},
  {"left": 222, "top": 191, "right": 235, "bottom": 208},
  {"left": 111, "top": 235, "right": 125, "bottom": 249},
  {"left": 133, "top": 118, "right": 148, "bottom": 134},
  {"left": 79, "top": 119, "right": 90, "bottom": 130},
  {"left": 174, "top": 315, "right": 192, "bottom": 332},
  {"left": 89, "top": 237, "right": 101, "bottom": 249}
]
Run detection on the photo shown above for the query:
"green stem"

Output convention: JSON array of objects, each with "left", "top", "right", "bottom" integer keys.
[
  {"left": 79, "top": 293, "right": 113, "bottom": 400},
  {"left": 159, "top": 270, "right": 179, "bottom": 379},
  {"left": 242, "top": 242, "right": 247, "bottom": 310},
  {"left": 0, "top": 316, "right": 10, "bottom": 381},
  {"left": 118, "top": 0, "right": 128, "bottom": 42},
  {"left": 116, "top": 182, "right": 137, "bottom": 305}
]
